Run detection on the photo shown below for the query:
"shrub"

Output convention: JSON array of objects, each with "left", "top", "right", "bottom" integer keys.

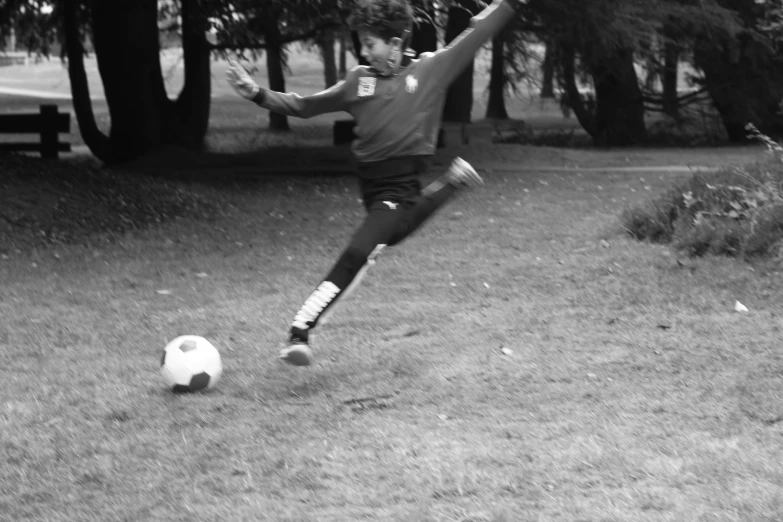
[
  {"left": 621, "top": 187, "right": 683, "bottom": 243},
  {"left": 621, "top": 125, "right": 783, "bottom": 260}
]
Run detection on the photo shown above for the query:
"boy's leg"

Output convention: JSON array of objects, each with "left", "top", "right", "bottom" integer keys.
[
  {"left": 390, "top": 157, "right": 483, "bottom": 246},
  {"left": 281, "top": 206, "right": 402, "bottom": 365}
]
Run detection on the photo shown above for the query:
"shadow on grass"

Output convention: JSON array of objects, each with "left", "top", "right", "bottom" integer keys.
[
  {"left": 0, "top": 146, "right": 360, "bottom": 251},
  {"left": 115, "top": 144, "right": 355, "bottom": 181}
]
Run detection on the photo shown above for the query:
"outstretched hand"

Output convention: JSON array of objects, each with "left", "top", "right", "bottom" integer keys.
[{"left": 226, "top": 60, "right": 261, "bottom": 100}]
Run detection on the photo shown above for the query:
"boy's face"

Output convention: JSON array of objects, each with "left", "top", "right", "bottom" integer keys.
[{"left": 358, "top": 29, "right": 401, "bottom": 74}]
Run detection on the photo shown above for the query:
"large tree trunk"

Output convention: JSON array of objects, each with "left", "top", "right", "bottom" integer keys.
[
  {"left": 63, "top": 0, "right": 111, "bottom": 162},
  {"left": 540, "top": 39, "right": 555, "bottom": 99},
  {"left": 67, "top": 0, "right": 211, "bottom": 163},
  {"left": 443, "top": 0, "right": 480, "bottom": 123},
  {"left": 695, "top": 34, "right": 783, "bottom": 141},
  {"left": 263, "top": 7, "right": 289, "bottom": 131},
  {"left": 175, "top": 0, "right": 211, "bottom": 149},
  {"left": 318, "top": 28, "right": 338, "bottom": 88},
  {"left": 338, "top": 29, "right": 347, "bottom": 79},
  {"left": 589, "top": 46, "right": 647, "bottom": 146},
  {"left": 90, "top": 0, "right": 172, "bottom": 162},
  {"left": 485, "top": 35, "right": 508, "bottom": 119}
]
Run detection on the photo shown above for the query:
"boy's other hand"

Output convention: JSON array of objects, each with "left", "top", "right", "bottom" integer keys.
[{"left": 226, "top": 60, "right": 261, "bottom": 100}]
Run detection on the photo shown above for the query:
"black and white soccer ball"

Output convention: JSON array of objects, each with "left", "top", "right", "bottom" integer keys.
[{"left": 160, "top": 335, "right": 223, "bottom": 393}]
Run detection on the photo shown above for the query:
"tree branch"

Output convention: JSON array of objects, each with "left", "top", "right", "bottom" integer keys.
[
  {"left": 63, "top": 0, "right": 112, "bottom": 162},
  {"left": 642, "top": 87, "right": 709, "bottom": 106}
]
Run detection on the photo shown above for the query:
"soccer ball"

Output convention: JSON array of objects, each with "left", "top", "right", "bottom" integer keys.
[{"left": 160, "top": 335, "right": 223, "bottom": 393}]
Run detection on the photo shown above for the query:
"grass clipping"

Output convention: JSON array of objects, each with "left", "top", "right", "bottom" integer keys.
[{"left": 622, "top": 128, "right": 783, "bottom": 260}]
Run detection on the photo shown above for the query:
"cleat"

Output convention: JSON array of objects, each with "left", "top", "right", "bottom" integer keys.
[
  {"left": 445, "top": 157, "right": 483, "bottom": 188},
  {"left": 279, "top": 343, "right": 313, "bottom": 366}
]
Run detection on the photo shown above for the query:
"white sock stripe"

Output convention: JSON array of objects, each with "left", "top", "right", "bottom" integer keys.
[
  {"left": 292, "top": 281, "right": 341, "bottom": 330},
  {"left": 422, "top": 178, "right": 447, "bottom": 196}
]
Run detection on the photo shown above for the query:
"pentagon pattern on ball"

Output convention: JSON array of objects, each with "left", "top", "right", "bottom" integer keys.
[
  {"left": 160, "top": 335, "right": 223, "bottom": 393},
  {"left": 170, "top": 372, "right": 211, "bottom": 393}
]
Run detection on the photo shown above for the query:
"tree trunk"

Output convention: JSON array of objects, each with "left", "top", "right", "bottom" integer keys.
[
  {"left": 68, "top": 0, "right": 211, "bottom": 163},
  {"left": 589, "top": 46, "right": 647, "bottom": 146},
  {"left": 263, "top": 8, "right": 289, "bottom": 131},
  {"left": 695, "top": 35, "right": 783, "bottom": 141},
  {"left": 63, "top": 0, "right": 112, "bottom": 162},
  {"left": 410, "top": 1, "right": 437, "bottom": 56},
  {"left": 662, "top": 41, "right": 680, "bottom": 118},
  {"left": 339, "top": 29, "right": 347, "bottom": 78},
  {"left": 486, "top": 35, "right": 508, "bottom": 119},
  {"left": 175, "top": 0, "right": 211, "bottom": 149},
  {"left": 318, "top": 28, "right": 338, "bottom": 88},
  {"left": 90, "top": 0, "right": 174, "bottom": 162},
  {"left": 443, "top": 0, "right": 480, "bottom": 123},
  {"left": 540, "top": 39, "right": 555, "bottom": 98},
  {"left": 558, "top": 43, "right": 596, "bottom": 137}
]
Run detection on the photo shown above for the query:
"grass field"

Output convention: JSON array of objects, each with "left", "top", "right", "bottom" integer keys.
[{"left": 2, "top": 49, "right": 783, "bottom": 522}]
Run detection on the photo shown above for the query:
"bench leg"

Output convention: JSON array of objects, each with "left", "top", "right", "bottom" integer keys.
[{"left": 40, "top": 105, "right": 59, "bottom": 159}]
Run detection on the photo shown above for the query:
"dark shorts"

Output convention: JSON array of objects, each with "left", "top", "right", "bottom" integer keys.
[
  {"left": 358, "top": 173, "right": 422, "bottom": 211},
  {"left": 355, "top": 156, "right": 431, "bottom": 210}
]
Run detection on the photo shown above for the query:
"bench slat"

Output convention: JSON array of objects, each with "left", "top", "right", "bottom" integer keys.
[
  {"left": 0, "top": 142, "right": 72, "bottom": 152},
  {"left": 0, "top": 113, "right": 71, "bottom": 133}
]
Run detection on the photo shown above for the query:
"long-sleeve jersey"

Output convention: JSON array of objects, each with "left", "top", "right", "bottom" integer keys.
[{"left": 255, "top": 0, "right": 515, "bottom": 169}]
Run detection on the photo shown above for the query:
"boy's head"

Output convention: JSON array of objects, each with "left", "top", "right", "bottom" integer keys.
[{"left": 349, "top": 0, "right": 413, "bottom": 73}]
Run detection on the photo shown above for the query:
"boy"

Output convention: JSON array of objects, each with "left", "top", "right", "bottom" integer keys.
[{"left": 227, "top": 0, "right": 516, "bottom": 366}]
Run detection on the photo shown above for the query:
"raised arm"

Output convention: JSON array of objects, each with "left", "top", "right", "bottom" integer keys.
[
  {"left": 226, "top": 60, "right": 350, "bottom": 119},
  {"left": 252, "top": 81, "right": 349, "bottom": 119},
  {"left": 428, "top": 0, "right": 516, "bottom": 87}
]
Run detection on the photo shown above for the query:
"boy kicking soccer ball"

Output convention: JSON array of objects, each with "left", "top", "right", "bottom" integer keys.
[{"left": 227, "top": 0, "right": 516, "bottom": 366}]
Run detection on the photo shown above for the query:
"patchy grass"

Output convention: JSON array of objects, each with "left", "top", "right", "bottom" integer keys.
[
  {"left": 0, "top": 153, "right": 218, "bottom": 251},
  {"left": 2, "top": 143, "right": 783, "bottom": 521},
  {"left": 2, "top": 51, "right": 783, "bottom": 521}
]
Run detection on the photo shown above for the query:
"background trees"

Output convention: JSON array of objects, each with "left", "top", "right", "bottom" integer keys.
[{"left": 1, "top": 0, "right": 782, "bottom": 162}]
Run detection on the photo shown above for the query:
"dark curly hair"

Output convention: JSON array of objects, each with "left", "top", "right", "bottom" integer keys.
[{"left": 348, "top": 0, "right": 413, "bottom": 42}]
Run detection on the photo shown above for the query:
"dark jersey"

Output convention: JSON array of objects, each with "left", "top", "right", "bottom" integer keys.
[{"left": 257, "top": 0, "right": 515, "bottom": 165}]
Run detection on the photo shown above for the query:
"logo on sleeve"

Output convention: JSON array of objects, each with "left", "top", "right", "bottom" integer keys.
[
  {"left": 405, "top": 75, "right": 418, "bottom": 94},
  {"left": 358, "top": 77, "right": 377, "bottom": 97}
]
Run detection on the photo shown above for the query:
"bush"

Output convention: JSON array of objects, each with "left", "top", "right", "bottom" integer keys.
[{"left": 621, "top": 126, "right": 783, "bottom": 260}]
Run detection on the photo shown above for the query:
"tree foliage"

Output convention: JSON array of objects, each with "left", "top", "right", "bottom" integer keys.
[
  {"left": 4, "top": 0, "right": 781, "bottom": 156},
  {"left": 0, "top": 0, "right": 62, "bottom": 55}
]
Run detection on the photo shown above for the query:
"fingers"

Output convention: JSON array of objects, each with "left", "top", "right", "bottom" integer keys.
[
  {"left": 226, "top": 60, "right": 242, "bottom": 76},
  {"left": 225, "top": 60, "right": 259, "bottom": 99},
  {"left": 225, "top": 64, "right": 244, "bottom": 86}
]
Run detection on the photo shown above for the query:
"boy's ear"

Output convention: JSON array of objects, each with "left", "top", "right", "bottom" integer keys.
[{"left": 389, "top": 36, "right": 403, "bottom": 50}]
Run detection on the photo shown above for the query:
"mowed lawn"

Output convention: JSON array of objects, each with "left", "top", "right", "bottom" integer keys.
[
  {"left": 2, "top": 140, "right": 783, "bottom": 521},
  {"left": 2, "top": 51, "right": 783, "bottom": 521}
]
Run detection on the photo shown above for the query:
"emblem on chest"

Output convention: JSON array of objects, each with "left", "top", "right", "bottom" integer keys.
[
  {"left": 405, "top": 75, "right": 418, "bottom": 94},
  {"left": 358, "top": 77, "right": 376, "bottom": 97}
]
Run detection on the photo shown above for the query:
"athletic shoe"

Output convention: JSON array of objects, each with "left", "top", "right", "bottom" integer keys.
[
  {"left": 445, "top": 157, "right": 483, "bottom": 187},
  {"left": 279, "top": 342, "right": 313, "bottom": 366}
]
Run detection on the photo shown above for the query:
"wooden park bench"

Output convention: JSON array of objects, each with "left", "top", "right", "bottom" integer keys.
[{"left": 0, "top": 104, "right": 71, "bottom": 159}]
